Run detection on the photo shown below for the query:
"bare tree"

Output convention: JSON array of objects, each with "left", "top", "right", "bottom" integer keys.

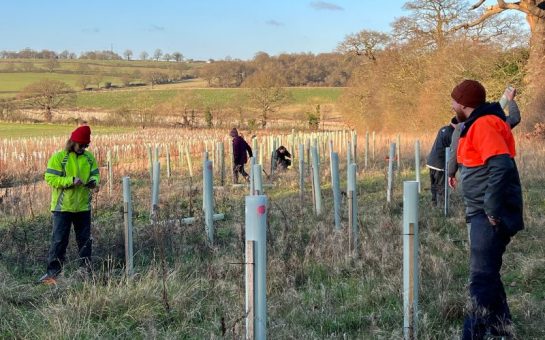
[
  {"left": 144, "top": 71, "right": 168, "bottom": 88},
  {"left": 162, "top": 53, "right": 172, "bottom": 62},
  {"left": 18, "top": 79, "right": 75, "bottom": 121},
  {"left": 120, "top": 73, "right": 132, "bottom": 87},
  {"left": 172, "top": 52, "right": 184, "bottom": 62},
  {"left": 134, "top": 93, "right": 154, "bottom": 128},
  {"left": 45, "top": 58, "right": 60, "bottom": 72},
  {"left": 123, "top": 49, "right": 133, "bottom": 61},
  {"left": 21, "top": 62, "right": 35, "bottom": 72},
  {"left": 392, "top": 0, "right": 471, "bottom": 48},
  {"left": 154, "top": 49, "right": 163, "bottom": 61},
  {"left": 59, "top": 50, "right": 70, "bottom": 59},
  {"left": 140, "top": 51, "right": 149, "bottom": 60},
  {"left": 93, "top": 73, "right": 104, "bottom": 89},
  {"left": 244, "top": 71, "right": 289, "bottom": 128},
  {"left": 76, "top": 75, "right": 92, "bottom": 90},
  {"left": 337, "top": 29, "right": 390, "bottom": 61},
  {"left": 455, "top": 0, "right": 545, "bottom": 127}
]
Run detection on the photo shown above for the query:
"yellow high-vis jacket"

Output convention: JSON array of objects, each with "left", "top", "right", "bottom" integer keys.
[{"left": 45, "top": 150, "right": 100, "bottom": 212}]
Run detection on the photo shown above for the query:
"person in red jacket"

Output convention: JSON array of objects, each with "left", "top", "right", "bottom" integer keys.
[
  {"left": 451, "top": 80, "right": 523, "bottom": 339},
  {"left": 230, "top": 128, "right": 252, "bottom": 183}
]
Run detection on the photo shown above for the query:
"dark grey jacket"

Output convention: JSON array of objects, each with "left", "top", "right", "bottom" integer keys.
[
  {"left": 426, "top": 123, "right": 455, "bottom": 170},
  {"left": 459, "top": 103, "right": 524, "bottom": 236},
  {"left": 448, "top": 100, "right": 521, "bottom": 177}
]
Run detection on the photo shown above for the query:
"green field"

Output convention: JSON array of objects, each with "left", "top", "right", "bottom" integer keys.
[
  {"left": 0, "top": 73, "right": 123, "bottom": 97},
  {"left": 75, "top": 87, "right": 343, "bottom": 110},
  {"left": 0, "top": 122, "right": 134, "bottom": 139},
  {"left": 0, "top": 59, "right": 343, "bottom": 113},
  {"left": 0, "top": 58, "right": 201, "bottom": 98}
]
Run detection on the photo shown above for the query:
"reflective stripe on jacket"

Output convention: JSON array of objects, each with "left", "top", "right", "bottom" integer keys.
[{"left": 45, "top": 150, "right": 100, "bottom": 212}]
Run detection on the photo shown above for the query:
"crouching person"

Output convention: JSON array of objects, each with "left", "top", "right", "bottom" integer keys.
[
  {"left": 275, "top": 146, "right": 292, "bottom": 170},
  {"left": 38, "top": 125, "right": 100, "bottom": 284}
]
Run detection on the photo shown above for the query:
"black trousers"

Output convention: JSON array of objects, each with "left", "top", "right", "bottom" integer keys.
[
  {"left": 233, "top": 164, "right": 248, "bottom": 184},
  {"left": 46, "top": 211, "right": 92, "bottom": 276},
  {"left": 429, "top": 169, "right": 445, "bottom": 205},
  {"left": 276, "top": 158, "right": 291, "bottom": 170},
  {"left": 462, "top": 212, "right": 512, "bottom": 339}
]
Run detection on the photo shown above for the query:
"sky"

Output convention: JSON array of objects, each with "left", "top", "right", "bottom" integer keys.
[{"left": 1, "top": 0, "right": 409, "bottom": 61}]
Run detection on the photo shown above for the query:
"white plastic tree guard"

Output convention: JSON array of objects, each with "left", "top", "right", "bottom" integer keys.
[
  {"left": 253, "top": 164, "right": 263, "bottom": 195},
  {"left": 396, "top": 134, "right": 401, "bottom": 170},
  {"left": 310, "top": 145, "right": 322, "bottom": 215},
  {"left": 414, "top": 140, "right": 421, "bottom": 193},
  {"left": 347, "top": 163, "right": 358, "bottom": 255},
  {"left": 365, "top": 131, "right": 369, "bottom": 169},
  {"left": 151, "top": 161, "right": 160, "bottom": 217},
  {"left": 444, "top": 147, "right": 451, "bottom": 217},
  {"left": 298, "top": 143, "right": 304, "bottom": 203},
  {"left": 122, "top": 176, "right": 134, "bottom": 277},
  {"left": 387, "top": 142, "right": 396, "bottom": 203},
  {"left": 203, "top": 159, "right": 215, "bottom": 242},
  {"left": 245, "top": 195, "right": 268, "bottom": 340},
  {"left": 330, "top": 152, "right": 341, "bottom": 230},
  {"left": 107, "top": 150, "right": 113, "bottom": 195},
  {"left": 403, "top": 181, "right": 419, "bottom": 340}
]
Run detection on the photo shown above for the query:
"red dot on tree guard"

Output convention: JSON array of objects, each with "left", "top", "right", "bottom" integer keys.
[{"left": 257, "top": 205, "right": 266, "bottom": 215}]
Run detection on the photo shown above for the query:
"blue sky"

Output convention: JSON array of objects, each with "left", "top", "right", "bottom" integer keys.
[{"left": 1, "top": 0, "right": 408, "bottom": 60}]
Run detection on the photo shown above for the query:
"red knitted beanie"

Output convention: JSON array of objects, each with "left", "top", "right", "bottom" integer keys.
[
  {"left": 70, "top": 126, "right": 91, "bottom": 144},
  {"left": 451, "top": 80, "right": 486, "bottom": 108}
]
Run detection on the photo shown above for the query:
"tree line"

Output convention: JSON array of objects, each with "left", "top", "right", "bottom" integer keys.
[
  {"left": 4, "top": 0, "right": 545, "bottom": 134},
  {"left": 338, "top": 0, "right": 544, "bottom": 133},
  {"left": 0, "top": 48, "right": 187, "bottom": 62},
  {"left": 198, "top": 52, "right": 357, "bottom": 88}
]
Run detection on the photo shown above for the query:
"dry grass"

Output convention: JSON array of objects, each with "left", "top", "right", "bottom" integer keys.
[{"left": 1, "top": 130, "right": 544, "bottom": 338}]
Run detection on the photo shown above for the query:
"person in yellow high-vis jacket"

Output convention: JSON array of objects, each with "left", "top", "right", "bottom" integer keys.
[{"left": 38, "top": 125, "right": 100, "bottom": 284}]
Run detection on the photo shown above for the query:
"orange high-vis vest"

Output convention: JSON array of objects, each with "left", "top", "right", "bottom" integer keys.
[{"left": 457, "top": 115, "right": 516, "bottom": 167}]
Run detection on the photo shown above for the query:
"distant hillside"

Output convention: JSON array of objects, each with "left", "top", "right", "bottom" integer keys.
[{"left": 0, "top": 58, "right": 201, "bottom": 98}]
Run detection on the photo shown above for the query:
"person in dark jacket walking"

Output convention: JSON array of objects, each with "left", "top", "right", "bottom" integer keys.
[
  {"left": 451, "top": 80, "right": 523, "bottom": 339},
  {"left": 38, "top": 125, "right": 100, "bottom": 285},
  {"left": 426, "top": 117, "right": 457, "bottom": 206},
  {"left": 230, "top": 128, "right": 253, "bottom": 183}
]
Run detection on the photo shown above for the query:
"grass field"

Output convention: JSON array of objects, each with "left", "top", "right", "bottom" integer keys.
[
  {"left": 0, "top": 72, "right": 123, "bottom": 97},
  {"left": 75, "top": 87, "right": 343, "bottom": 110},
  {"left": 0, "top": 58, "right": 201, "bottom": 98},
  {"left": 0, "top": 59, "right": 343, "bottom": 116},
  {"left": 0, "top": 129, "right": 543, "bottom": 338}
]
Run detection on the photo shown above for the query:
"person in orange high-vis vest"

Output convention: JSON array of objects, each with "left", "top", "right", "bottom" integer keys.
[{"left": 451, "top": 80, "right": 523, "bottom": 339}]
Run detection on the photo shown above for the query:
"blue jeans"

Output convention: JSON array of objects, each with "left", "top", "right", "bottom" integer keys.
[
  {"left": 46, "top": 211, "right": 92, "bottom": 276},
  {"left": 462, "top": 212, "right": 512, "bottom": 339}
]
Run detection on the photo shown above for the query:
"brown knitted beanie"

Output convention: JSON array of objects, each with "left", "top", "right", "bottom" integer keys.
[{"left": 451, "top": 80, "right": 486, "bottom": 108}]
